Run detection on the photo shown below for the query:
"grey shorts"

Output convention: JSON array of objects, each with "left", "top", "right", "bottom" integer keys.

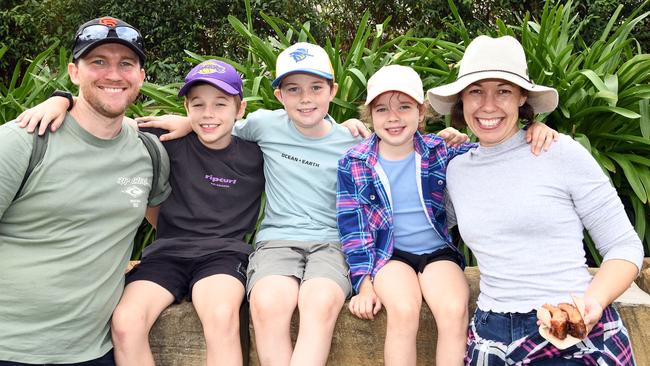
[{"left": 246, "top": 240, "right": 351, "bottom": 299}]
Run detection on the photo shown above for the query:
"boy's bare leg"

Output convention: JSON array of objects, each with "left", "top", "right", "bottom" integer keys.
[
  {"left": 290, "top": 278, "right": 345, "bottom": 366},
  {"left": 419, "top": 261, "right": 469, "bottom": 366},
  {"left": 374, "top": 261, "right": 422, "bottom": 366},
  {"left": 250, "top": 275, "right": 300, "bottom": 366},
  {"left": 111, "top": 280, "right": 175, "bottom": 366},
  {"left": 192, "top": 274, "right": 246, "bottom": 366}
]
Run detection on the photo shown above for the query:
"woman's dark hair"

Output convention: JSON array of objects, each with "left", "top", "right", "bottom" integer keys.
[{"left": 450, "top": 90, "right": 534, "bottom": 128}]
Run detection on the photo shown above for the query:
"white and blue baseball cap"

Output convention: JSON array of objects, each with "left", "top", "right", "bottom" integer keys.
[{"left": 272, "top": 42, "right": 335, "bottom": 87}]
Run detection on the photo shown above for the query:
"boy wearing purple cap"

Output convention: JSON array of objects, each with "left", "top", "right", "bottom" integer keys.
[{"left": 109, "top": 59, "right": 264, "bottom": 366}]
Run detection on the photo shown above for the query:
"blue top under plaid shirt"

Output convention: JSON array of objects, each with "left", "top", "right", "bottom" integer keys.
[{"left": 336, "top": 131, "right": 475, "bottom": 293}]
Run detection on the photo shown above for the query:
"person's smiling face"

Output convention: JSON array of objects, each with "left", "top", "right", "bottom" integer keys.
[
  {"left": 69, "top": 43, "right": 144, "bottom": 118},
  {"left": 371, "top": 91, "right": 423, "bottom": 159},
  {"left": 185, "top": 84, "right": 246, "bottom": 150},
  {"left": 273, "top": 72, "right": 338, "bottom": 138},
  {"left": 461, "top": 79, "right": 527, "bottom": 147}
]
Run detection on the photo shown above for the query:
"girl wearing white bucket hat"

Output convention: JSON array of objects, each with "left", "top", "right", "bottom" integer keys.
[{"left": 429, "top": 35, "right": 642, "bottom": 365}]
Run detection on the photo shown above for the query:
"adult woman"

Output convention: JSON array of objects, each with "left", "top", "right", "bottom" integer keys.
[{"left": 427, "top": 35, "right": 643, "bottom": 365}]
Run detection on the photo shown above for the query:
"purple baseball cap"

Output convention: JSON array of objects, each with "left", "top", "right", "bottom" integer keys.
[{"left": 178, "top": 60, "right": 243, "bottom": 98}]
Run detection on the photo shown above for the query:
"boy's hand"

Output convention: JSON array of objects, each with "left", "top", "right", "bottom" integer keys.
[
  {"left": 341, "top": 118, "right": 371, "bottom": 138},
  {"left": 438, "top": 127, "right": 469, "bottom": 147},
  {"left": 136, "top": 115, "right": 193, "bottom": 141},
  {"left": 16, "top": 96, "right": 71, "bottom": 135},
  {"left": 526, "top": 122, "right": 559, "bottom": 155}
]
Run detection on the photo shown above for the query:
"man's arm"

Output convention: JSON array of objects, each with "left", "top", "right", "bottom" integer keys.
[
  {"left": 0, "top": 125, "right": 33, "bottom": 217},
  {"left": 144, "top": 133, "right": 172, "bottom": 207}
]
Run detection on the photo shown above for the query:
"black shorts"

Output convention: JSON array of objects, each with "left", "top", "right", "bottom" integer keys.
[
  {"left": 391, "top": 246, "right": 463, "bottom": 273},
  {"left": 126, "top": 251, "right": 249, "bottom": 303},
  {"left": 0, "top": 350, "right": 114, "bottom": 366}
]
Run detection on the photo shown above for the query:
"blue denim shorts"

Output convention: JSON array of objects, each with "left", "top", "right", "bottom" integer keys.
[{"left": 473, "top": 308, "right": 584, "bottom": 365}]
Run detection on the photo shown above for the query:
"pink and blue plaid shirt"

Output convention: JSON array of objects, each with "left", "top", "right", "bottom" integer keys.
[{"left": 336, "top": 131, "right": 475, "bottom": 293}]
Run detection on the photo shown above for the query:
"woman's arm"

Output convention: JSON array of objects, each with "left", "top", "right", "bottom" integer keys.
[
  {"left": 562, "top": 137, "right": 644, "bottom": 326},
  {"left": 583, "top": 259, "right": 638, "bottom": 328}
]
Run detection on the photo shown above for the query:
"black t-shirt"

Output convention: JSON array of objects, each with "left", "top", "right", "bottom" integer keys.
[{"left": 142, "top": 128, "right": 265, "bottom": 257}]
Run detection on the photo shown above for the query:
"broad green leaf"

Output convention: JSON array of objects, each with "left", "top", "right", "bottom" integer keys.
[
  {"left": 609, "top": 153, "right": 647, "bottom": 202},
  {"left": 631, "top": 195, "right": 647, "bottom": 241},
  {"left": 640, "top": 99, "right": 650, "bottom": 139},
  {"left": 592, "top": 148, "right": 616, "bottom": 173},
  {"left": 597, "top": 133, "right": 650, "bottom": 147},
  {"left": 574, "top": 133, "right": 592, "bottom": 152},
  {"left": 573, "top": 106, "right": 640, "bottom": 120}
]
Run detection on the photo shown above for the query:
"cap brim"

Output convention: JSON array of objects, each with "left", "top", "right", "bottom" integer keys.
[
  {"left": 427, "top": 71, "right": 558, "bottom": 114},
  {"left": 365, "top": 87, "right": 424, "bottom": 105},
  {"left": 272, "top": 69, "right": 334, "bottom": 88},
  {"left": 73, "top": 38, "right": 146, "bottom": 65},
  {"left": 178, "top": 78, "right": 241, "bottom": 98}
]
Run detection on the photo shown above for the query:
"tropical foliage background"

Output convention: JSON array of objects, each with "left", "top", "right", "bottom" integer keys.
[{"left": 1, "top": 0, "right": 649, "bottom": 263}]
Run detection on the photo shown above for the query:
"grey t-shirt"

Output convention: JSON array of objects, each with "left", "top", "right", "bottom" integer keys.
[
  {"left": 446, "top": 130, "right": 643, "bottom": 313},
  {"left": 0, "top": 115, "right": 170, "bottom": 363}
]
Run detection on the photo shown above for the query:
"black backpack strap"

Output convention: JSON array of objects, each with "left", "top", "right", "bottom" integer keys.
[
  {"left": 14, "top": 130, "right": 50, "bottom": 202},
  {"left": 137, "top": 130, "right": 161, "bottom": 203}
]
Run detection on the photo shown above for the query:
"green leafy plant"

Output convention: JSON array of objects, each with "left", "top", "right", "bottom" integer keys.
[
  {"left": 0, "top": 41, "right": 75, "bottom": 124},
  {"left": 515, "top": 0, "right": 650, "bottom": 262}
]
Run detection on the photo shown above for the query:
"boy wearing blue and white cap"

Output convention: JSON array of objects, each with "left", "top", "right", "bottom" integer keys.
[
  {"left": 240, "top": 43, "right": 357, "bottom": 365},
  {"left": 109, "top": 59, "right": 264, "bottom": 366}
]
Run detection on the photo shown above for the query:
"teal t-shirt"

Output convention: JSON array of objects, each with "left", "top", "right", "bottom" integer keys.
[
  {"left": 233, "top": 109, "right": 359, "bottom": 243},
  {"left": 0, "top": 115, "right": 170, "bottom": 363}
]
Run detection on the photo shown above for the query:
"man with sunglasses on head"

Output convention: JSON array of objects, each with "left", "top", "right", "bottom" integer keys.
[{"left": 0, "top": 16, "right": 170, "bottom": 365}]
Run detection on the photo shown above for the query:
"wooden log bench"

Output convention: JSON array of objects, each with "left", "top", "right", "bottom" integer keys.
[{"left": 145, "top": 265, "right": 650, "bottom": 365}]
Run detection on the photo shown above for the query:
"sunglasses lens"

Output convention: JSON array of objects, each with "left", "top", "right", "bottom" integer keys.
[
  {"left": 78, "top": 25, "right": 110, "bottom": 41},
  {"left": 115, "top": 27, "right": 143, "bottom": 46}
]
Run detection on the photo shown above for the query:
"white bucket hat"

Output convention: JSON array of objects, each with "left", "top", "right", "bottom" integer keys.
[
  {"left": 365, "top": 65, "right": 424, "bottom": 105},
  {"left": 427, "top": 35, "right": 558, "bottom": 115},
  {"left": 272, "top": 42, "right": 334, "bottom": 87}
]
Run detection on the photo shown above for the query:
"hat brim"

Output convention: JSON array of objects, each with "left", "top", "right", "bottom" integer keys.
[
  {"left": 178, "top": 78, "right": 242, "bottom": 98},
  {"left": 427, "top": 71, "right": 558, "bottom": 115},
  {"left": 272, "top": 69, "right": 334, "bottom": 88},
  {"left": 73, "top": 38, "right": 146, "bottom": 66}
]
